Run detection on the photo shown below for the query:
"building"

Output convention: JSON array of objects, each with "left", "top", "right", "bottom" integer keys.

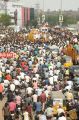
[{"left": 0, "top": 1, "right": 35, "bottom": 27}]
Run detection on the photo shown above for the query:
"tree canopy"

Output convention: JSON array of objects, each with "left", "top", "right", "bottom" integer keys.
[{"left": 0, "top": 14, "right": 11, "bottom": 26}]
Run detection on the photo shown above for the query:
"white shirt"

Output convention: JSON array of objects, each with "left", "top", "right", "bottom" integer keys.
[
  {"left": 49, "top": 70, "right": 53, "bottom": 76},
  {"left": 10, "top": 84, "right": 15, "bottom": 92},
  {"left": 53, "top": 75, "right": 58, "bottom": 82},
  {"left": 4, "top": 80, "right": 10, "bottom": 87},
  {"left": 23, "top": 111, "right": 29, "bottom": 120},
  {"left": 17, "top": 75, "right": 21, "bottom": 81},
  {"left": 6, "top": 69, "right": 10, "bottom": 74},
  {"left": 54, "top": 69, "right": 60, "bottom": 75},
  {"left": 27, "top": 87, "right": 33, "bottom": 94},
  {"left": 25, "top": 75, "right": 30, "bottom": 83},
  {"left": 58, "top": 116, "right": 66, "bottom": 120},
  {"left": 2, "top": 66, "right": 6, "bottom": 72},
  {"left": 13, "top": 80, "right": 20, "bottom": 86},
  {"left": 13, "top": 61, "right": 17, "bottom": 67},
  {"left": 39, "top": 57, "right": 44, "bottom": 65},
  {"left": 35, "top": 74, "right": 39, "bottom": 80},
  {"left": 64, "top": 85, "right": 71, "bottom": 91},
  {"left": 45, "top": 107, "right": 53, "bottom": 117},
  {"left": 20, "top": 72, "right": 25, "bottom": 79},
  {"left": 67, "top": 81, "right": 73, "bottom": 87},
  {"left": 0, "top": 71, "right": 2, "bottom": 77},
  {"left": 44, "top": 90, "right": 50, "bottom": 98},
  {"left": 32, "top": 94, "right": 38, "bottom": 102},
  {"left": 36, "top": 88, "right": 43, "bottom": 96},
  {"left": 10, "top": 66, "right": 14, "bottom": 72},
  {"left": 0, "top": 62, "right": 3, "bottom": 68},
  {"left": 47, "top": 85, "right": 52, "bottom": 91},
  {"left": 49, "top": 77, "right": 54, "bottom": 85},
  {"left": 33, "top": 77, "right": 37, "bottom": 81}
]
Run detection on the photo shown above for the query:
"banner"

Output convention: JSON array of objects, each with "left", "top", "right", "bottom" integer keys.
[{"left": 0, "top": 52, "right": 17, "bottom": 58}]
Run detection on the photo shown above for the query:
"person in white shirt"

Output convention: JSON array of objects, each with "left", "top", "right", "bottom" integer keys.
[
  {"left": 32, "top": 93, "right": 38, "bottom": 103},
  {"left": 27, "top": 87, "right": 33, "bottom": 95},
  {"left": 0, "top": 61, "right": 3, "bottom": 68},
  {"left": 45, "top": 106, "right": 53, "bottom": 118},
  {"left": 64, "top": 85, "right": 72, "bottom": 91},
  {"left": 47, "top": 84, "right": 52, "bottom": 92},
  {"left": 66, "top": 80, "right": 73, "bottom": 87},
  {"left": 13, "top": 79, "right": 20, "bottom": 86},
  {"left": 36, "top": 87, "right": 43, "bottom": 96},
  {"left": 20, "top": 72, "right": 25, "bottom": 79},
  {"left": 49, "top": 69, "right": 53, "bottom": 77},
  {"left": 17, "top": 75, "right": 21, "bottom": 81},
  {"left": 54, "top": 69, "right": 60, "bottom": 75},
  {"left": 0, "top": 70, "right": 2, "bottom": 82},
  {"left": 4, "top": 80, "right": 10, "bottom": 87},
  {"left": 58, "top": 112, "right": 66, "bottom": 120},
  {"left": 53, "top": 74, "right": 58, "bottom": 82},
  {"left": 44, "top": 88, "right": 50, "bottom": 98},
  {"left": 23, "top": 109, "right": 30, "bottom": 120},
  {"left": 35, "top": 74, "right": 40, "bottom": 80},
  {"left": 49, "top": 76, "right": 54, "bottom": 85},
  {"left": 10, "top": 83, "right": 15, "bottom": 92},
  {"left": 9, "top": 65, "right": 14, "bottom": 72},
  {"left": 1, "top": 65, "right": 6, "bottom": 73},
  {"left": 6, "top": 69, "right": 10, "bottom": 74},
  {"left": 25, "top": 75, "right": 30, "bottom": 83}
]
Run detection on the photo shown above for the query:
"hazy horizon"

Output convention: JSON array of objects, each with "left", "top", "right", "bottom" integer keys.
[{"left": 21, "top": 0, "right": 79, "bottom": 11}]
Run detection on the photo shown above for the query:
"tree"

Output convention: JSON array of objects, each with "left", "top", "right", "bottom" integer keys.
[
  {"left": 45, "top": 13, "right": 78, "bottom": 26},
  {"left": 46, "top": 15, "right": 59, "bottom": 25},
  {"left": 63, "top": 15, "right": 77, "bottom": 25},
  {"left": 0, "top": 13, "right": 11, "bottom": 26},
  {"left": 30, "top": 19, "right": 38, "bottom": 27}
]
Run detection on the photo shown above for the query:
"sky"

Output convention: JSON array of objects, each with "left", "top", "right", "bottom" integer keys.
[{"left": 21, "top": 0, "right": 79, "bottom": 11}]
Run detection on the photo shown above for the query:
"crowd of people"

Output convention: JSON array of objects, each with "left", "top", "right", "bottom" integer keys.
[{"left": 0, "top": 25, "right": 79, "bottom": 120}]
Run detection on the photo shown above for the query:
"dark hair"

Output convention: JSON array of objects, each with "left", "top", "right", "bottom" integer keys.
[
  {"left": 5, "top": 102, "right": 8, "bottom": 107},
  {"left": 59, "top": 112, "right": 65, "bottom": 117}
]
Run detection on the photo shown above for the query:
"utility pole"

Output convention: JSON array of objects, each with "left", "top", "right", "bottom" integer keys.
[
  {"left": 4, "top": 0, "right": 8, "bottom": 14},
  {"left": 42, "top": 0, "right": 45, "bottom": 24},
  {"left": 35, "top": 3, "right": 40, "bottom": 26},
  {"left": 43, "top": 0, "right": 44, "bottom": 12},
  {"left": 59, "top": 0, "right": 63, "bottom": 27}
]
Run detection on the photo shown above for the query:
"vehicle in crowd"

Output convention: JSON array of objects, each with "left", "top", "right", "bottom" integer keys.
[
  {"left": 63, "top": 56, "right": 73, "bottom": 68},
  {"left": 70, "top": 65, "right": 79, "bottom": 90},
  {"left": 62, "top": 43, "right": 79, "bottom": 64},
  {"left": 48, "top": 45, "right": 59, "bottom": 55}
]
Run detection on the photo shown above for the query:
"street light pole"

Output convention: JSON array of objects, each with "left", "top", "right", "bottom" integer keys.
[
  {"left": 43, "top": 0, "right": 44, "bottom": 12},
  {"left": 59, "top": 0, "right": 63, "bottom": 27},
  {"left": 60, "top": 0, "right": 62, "bottom": 15},
  {"left": 42, "top": 0, "right": 45, "bottom": 24},
  {"left": 4, "top": 0, "right": 8, "bottom": 14},
  {"left": 35, "top": 3, "right": 40, "bottom": 26}
]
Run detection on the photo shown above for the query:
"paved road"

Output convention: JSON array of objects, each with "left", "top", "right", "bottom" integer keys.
[{"left": 0, "top": 97, "right": 7, "bottom": 120}]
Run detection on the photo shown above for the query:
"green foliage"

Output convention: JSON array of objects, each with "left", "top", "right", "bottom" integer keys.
[
  {"left": 0, "top": 14, "right": 11, "bottom": 26},
  {"left": 30, "top": 19, "right": 38, "bottom": 27},
  {"left": 45, "top": 14, "right": 77, "bottom": 26},
  {"left": 63, "top": 15, "right": 77, "bottom": 25},
  {"left": 46, "top": 15, "right": 59, "bottom": 25}
]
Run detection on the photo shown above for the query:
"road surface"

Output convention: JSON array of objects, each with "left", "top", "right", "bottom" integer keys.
[{"left": 0, "top": 97, "right": 7, "bottom": 120}]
